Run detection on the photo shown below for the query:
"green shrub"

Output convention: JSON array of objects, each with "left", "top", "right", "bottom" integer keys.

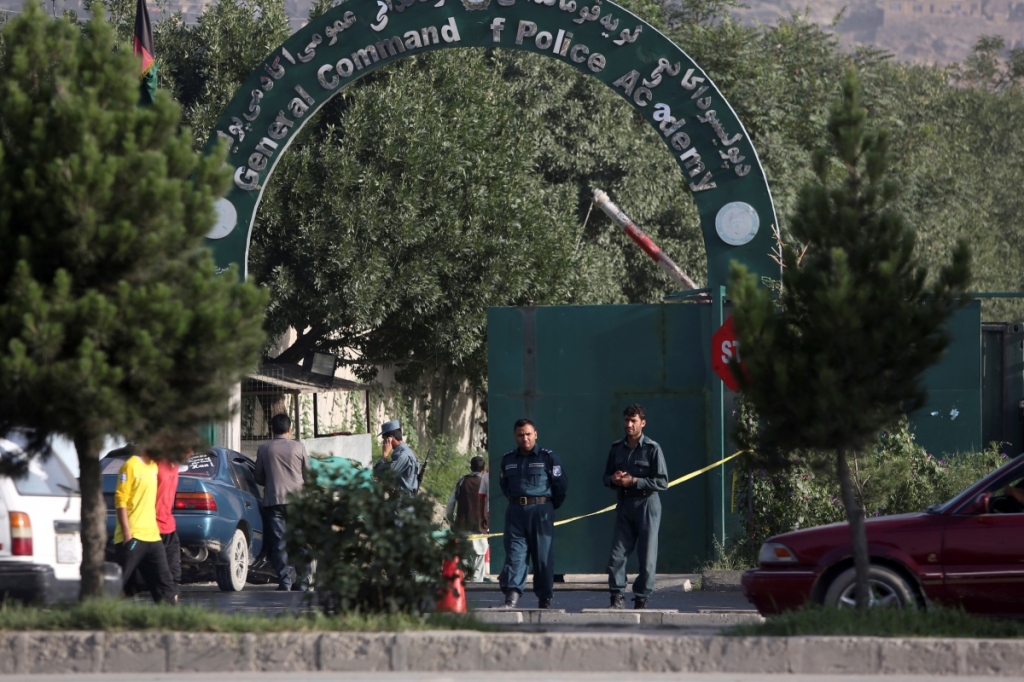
[
  {"left": 727, "top": 418, "right": 1008, "bottom": 566},
  {"left": 287, "top": 459, "right": 462, "bottom": 615},
  {"left": 418, "top": 433, "right": 484, "bottom": 500}
]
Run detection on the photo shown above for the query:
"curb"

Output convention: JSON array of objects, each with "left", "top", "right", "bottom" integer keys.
[
  {"left": 472, "top": 610, "right": 764, "bottom": 626},
  {"left": 3, "top": 631, "right": 1024, "bottom": 676}
]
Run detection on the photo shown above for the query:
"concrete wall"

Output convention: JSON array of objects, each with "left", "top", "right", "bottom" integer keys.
[{"left": 304, "top": 434, "right": 372, "bottom": 467}]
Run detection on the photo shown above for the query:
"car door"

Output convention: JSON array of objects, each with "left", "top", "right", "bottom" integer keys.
[
  {"left": 942, "top": 472, "right": 1024, "bottom": 616},
  {"left": 228, "top": 456, "right": 264, "bottom": 559}
]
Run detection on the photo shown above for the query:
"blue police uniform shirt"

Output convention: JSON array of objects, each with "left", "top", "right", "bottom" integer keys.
[
  {"left": 602, "top": 434, "right": 669, "bottom": 493},
  {"left": 499, "top": 444, "right": 568, "bottom": 509},
  {"left": 373, "top": 442, "right": 420, "bottom": 496}
]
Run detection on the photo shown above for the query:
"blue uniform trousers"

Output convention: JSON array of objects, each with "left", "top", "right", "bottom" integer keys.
[
  {"left": 607, "top": 494, "right": 661, "bottom": 598},
  {"left": 499, "top": 500, "right": 555, "bottom": 599}
]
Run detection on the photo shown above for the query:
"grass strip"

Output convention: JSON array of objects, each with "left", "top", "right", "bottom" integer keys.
[
  {"left": 0, "top": 600, "right": 495, "bottom": 633},
  {"left": 730, "top": 606, "right": 1024, "bottom": 638}
]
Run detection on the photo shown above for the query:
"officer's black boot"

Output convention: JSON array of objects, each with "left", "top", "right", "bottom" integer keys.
[
  {"left": 502, "top": 591, "right": 520, "bottom": 609},
  {"left": 538, "top": 597, "right": 552, "bottom": 609},
  {"left": 634, "top": 597, "right": 649, "bottom": 610},
  {"left": 610, "top": 592, "right": 625, "bottom": 609}
]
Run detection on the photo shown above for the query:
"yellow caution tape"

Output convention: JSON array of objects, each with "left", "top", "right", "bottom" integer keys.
[{"left": 467, "top": 449, "right": 746, "bottom": 541}]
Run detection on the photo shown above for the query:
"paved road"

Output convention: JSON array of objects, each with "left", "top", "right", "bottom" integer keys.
[
  {"left": 6, "top": 673, "right": 1019, "bottom": 682},
  {"left": 176, "top": 582, "right": 754, "bottom": 615}
]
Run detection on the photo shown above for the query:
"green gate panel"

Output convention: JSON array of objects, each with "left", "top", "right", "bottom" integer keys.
[
  {"left": 909, "top": 301, "right": 982, "bottom": 456},
  {"left": 487, "top": 303, "right": 711, "bottom": 574}
]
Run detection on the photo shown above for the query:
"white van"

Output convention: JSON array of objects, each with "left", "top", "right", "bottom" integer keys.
[{"left": 0, "top": 433, "right": 120, "bottom": 602}]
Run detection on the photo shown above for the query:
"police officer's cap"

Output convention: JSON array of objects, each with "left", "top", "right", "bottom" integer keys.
[{"left": 379, "top": 419, "right": 401, "bottom": 436}]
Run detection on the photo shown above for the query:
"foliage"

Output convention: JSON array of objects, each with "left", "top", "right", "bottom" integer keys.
[
  {"left": 416, "top": 433, "right": 483, "bottom": 500},
  {"left": 730, "top": 605, "right": 1024, "bottom": 639},
  {"left": 286, "top": 459, "right": 462, "bottom": 614},
  {"left": 731, "top": 70, "right": 971, "bottom": 457},
  {"left": 254, "top": 50, "right": 583, "bottom": 386},
  {"left": 729, "top": 420, "right": 1008, "bottom": 568},
  {"left": 953, "top": 35, "right": 1024, "bottom": 92},
  {"left": 0, "top": 1, "right": 267, "bottom": 597},
  {"left": 0, "top": 600, "right": 491, "bottom": 632},
  {"left": 153, "top": 0, "right": 290, "bottom": 146}
]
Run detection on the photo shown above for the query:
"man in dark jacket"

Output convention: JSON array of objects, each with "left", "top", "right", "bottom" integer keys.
[
  {"left": 445, "top": 455, "right": 490, "bottom": 581},
  {"left": 498, "top": 418, "right": 568, "bottom": 609},
  {"left": 254, "top": 413, "right": 311, "bottom": 591},
  {"left": 373, "top": 419, "right": 419, "bottom": 496},
  {"left": 604, "top": 403, "right": 669, "bottom": 609}
]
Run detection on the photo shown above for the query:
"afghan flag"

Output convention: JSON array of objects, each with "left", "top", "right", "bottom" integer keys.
[{"left": 133, "top": 0, "right": 157, "bottom": 106}]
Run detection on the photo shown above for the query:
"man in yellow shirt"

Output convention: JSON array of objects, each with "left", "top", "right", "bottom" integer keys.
[{"left": 114, "top": 447, "right": 174, "bottom": 603}]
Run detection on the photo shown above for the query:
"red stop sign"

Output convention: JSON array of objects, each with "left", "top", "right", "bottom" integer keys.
[{"left": 711, "top": 317, "right": 742, "bottom": 392}]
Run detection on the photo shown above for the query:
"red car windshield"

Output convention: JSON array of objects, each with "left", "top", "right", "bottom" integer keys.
[{"left": 931, "top": 455, "right": 1024, "bottom": 514}]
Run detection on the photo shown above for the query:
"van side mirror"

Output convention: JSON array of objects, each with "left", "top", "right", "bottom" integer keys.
[{"left": 962, "top": 491, "right": 991, "bottom": 516}]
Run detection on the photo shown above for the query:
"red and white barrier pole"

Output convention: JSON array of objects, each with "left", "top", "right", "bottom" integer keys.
[{"left": 592, "top": 188, "right": 702, "bottom": 291}]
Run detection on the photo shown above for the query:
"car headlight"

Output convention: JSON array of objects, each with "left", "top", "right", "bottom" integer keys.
[{"left": 758, "top": 542, "right": 797, "bottom": 564}]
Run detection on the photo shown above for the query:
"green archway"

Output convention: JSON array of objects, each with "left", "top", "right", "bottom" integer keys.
[{"left": 202, "top": 0, "right": 778, "bottom": 288}]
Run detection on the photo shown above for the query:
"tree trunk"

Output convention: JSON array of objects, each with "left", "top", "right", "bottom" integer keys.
[
  {"left": 837, "top": 449, "right": 871, "bottom": 609},
  {"left": 75, "top": 434, "right": 108, "bottom": 600}
]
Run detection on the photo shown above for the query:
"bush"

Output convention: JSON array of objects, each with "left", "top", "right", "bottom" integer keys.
[
  {"left": 418, "top": 434, "right": 484, "bottom": 500},
  {"left": 727, "top": 418, "right": 1009, "bottom": 566},
  {"left": 286, "top": 459, "right": 463, "bottom": 615}
]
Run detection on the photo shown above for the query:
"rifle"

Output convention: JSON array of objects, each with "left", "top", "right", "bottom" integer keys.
[{"left": 417, "top": 449, "right": 431, "bottom": 490}]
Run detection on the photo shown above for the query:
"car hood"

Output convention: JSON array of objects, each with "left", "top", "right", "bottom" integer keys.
[{"left": 767, "top": 511, "right": 936, "bottom": 555}]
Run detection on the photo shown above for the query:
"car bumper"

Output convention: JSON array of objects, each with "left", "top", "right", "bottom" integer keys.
[
  {"left": 741, "top": 567, "right": 818, "bottom": 615},
  {"left": 0, "top": 560, "right": 122, "bottom": 603}
]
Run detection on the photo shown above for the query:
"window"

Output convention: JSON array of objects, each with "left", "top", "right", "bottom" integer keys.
[
  {"left": 230, "top": 461, "right": 261, "bottom": 500},
  {"left": 11, "top": 456, "right": 79, "bottom": 497},
  {"left": 183, "top": 450, "right": 220, "bottom": 478}
]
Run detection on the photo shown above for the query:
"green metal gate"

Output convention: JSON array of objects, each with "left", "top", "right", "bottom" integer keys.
[{"left": 487, "top": 302, "right": 717, "bottom": 573}]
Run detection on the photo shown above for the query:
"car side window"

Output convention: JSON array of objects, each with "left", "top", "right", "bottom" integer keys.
[
  {"left": 230, "top": 461, "right": 262, "bottom": 501},
  {"left": 989, "top": 476, "right": 1024, "bottom": 514}
]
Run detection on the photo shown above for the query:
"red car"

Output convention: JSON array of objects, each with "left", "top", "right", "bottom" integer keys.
[{"left": 742, "top": 455, "right": 1024, "bottom": 615}]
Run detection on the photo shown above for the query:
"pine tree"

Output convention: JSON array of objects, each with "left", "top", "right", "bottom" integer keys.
[
  {"left": 0, "top": 1, "right": 267, "bottom": 598},
  {"left": 729, "top": 69, "right": 971, "bottom": 609}
]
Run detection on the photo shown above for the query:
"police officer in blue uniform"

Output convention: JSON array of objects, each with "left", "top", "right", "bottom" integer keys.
[
  {"left": 498, "top": 418, "right": 568, "bottom": 609},
  {"left": 604, "top": 404, "right": 668, "bottom": 609},
  {"left": 373, "top": 419, "right": 420, "bottom": 496}
]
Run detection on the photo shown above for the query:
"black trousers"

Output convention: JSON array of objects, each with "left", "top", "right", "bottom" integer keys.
[
  {"left": 127, "top": 531, "right": 181, "bottom": 599},
  {"left": 116, "top": 539, "right": 175, "bottom": 604},
  {"left": 162, "top": 531, "right": 182, "bottom": 591}
]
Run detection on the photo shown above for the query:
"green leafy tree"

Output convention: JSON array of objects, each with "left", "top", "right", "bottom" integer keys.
[
  {"left": 0, "top": 1, "right": 267, "bottom": 598},
  {"left": 254, "top": 51, "right": 582, "bottom": 389},
  {"left": 154, "top": 0, "right": 291, "bottom": 145},
  {"left": 729, "top": 69, "right": 971, "bottom": 609}
]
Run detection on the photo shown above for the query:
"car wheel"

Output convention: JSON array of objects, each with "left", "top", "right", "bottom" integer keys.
[
  {"left": 215, "top": 529, "right": 249, "bottom": 592},
  {"left": 823, "top": 565, "right": 917, "bottom": 609}
]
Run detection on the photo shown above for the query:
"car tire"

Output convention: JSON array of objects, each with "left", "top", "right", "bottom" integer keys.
[
  {"left": 215, "top": 529, "right": 249, "bottom": 592},
  {"left": 823, "top": 564, "right": 917, "bottom": 609}
]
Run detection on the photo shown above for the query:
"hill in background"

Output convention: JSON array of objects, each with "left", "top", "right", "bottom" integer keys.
[
  {"left": 4, "top": 0, "right": 1022, "bottom": 63},
  {"left": 733, "top": 0, "right": 1024, "bottom": 64}
]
